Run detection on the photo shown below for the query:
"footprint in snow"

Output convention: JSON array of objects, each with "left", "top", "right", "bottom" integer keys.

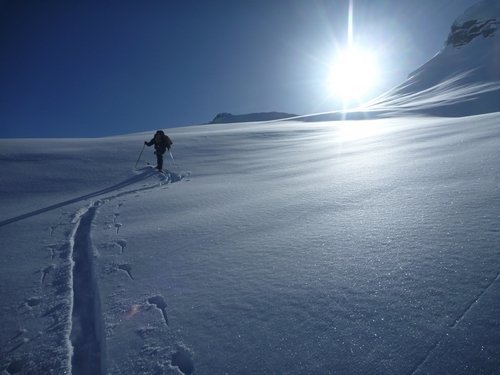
[
  {"left": 45, "top": 245, "right": 57, "bottom": 260},
  {"left": 115, "top": 239, "right": 127, "bottom": 254},
  {"left": 171, "top": 345, "right": 194, "bottom": 375},
  {"left": 147, "top": 295, "right": 169, "bottom": 326},
  {"left": 118, "top": 264, "right": 134, "bottom": 280},
  {"left": 24, "top": 297, "right": 42, "bottom": 308},
  {"left": 40, "top": 264, "right": 55, "bottom": 284},
  {"left": 45, "top": 243, "right": 67, "bottom": 260},
  {"left": 5, "top": 359, "right": 26, "bottom": 374},
  {"left": 113, "top": 202, "right": 124, "bottom": 227}
]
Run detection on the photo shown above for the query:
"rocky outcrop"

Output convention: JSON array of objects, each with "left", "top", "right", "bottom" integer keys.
[{"left": 446, "top": 18, "right": 499, "bottom": 47}]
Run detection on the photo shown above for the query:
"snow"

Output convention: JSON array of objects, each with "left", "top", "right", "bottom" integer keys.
[
  {"left": 210, "top": 112, "right": 298, "bottom": 124},
  {"left": 364, "top": 0, "right": 500, "bottom": 117},
  {"left": 2, "top": 1, "right": 500, "bottom": 373},
  {"left": 454, "top": 0, "right": 500, "bottom": 25},
  {"left": 1, "top": 113, "right": 499, "bottom": 374}
]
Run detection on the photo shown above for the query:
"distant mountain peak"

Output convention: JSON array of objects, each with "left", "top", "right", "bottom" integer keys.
[
  {"left": 446, "top": 0, "right": 500, "bottom": 47},
  {"left": 446, "top": 18, "right": 498, "bottom": 47},
  {"left": 364, "top": 0, "right": 500, "bottom": 117},
  {"left": 209, "top": 111, "right": 298, "bottom": 124}
]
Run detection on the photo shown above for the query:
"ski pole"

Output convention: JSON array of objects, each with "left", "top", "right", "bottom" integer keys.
[
  {"left": 134, "top": 143, "right": 146, "bottom": 169},
  {"left": 168, "top": 148, "right": 178, "bottom": 169}
]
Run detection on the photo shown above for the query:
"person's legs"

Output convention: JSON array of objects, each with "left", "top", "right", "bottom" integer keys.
[{"left": 155, "top": 151, "right": 164, "bottom": 170}]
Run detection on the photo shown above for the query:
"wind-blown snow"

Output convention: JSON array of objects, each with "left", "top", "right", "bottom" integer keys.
[
  {"left": 1, "top": 113, "right": 499, "bottom": 374},
  {"left": 364, "top": 0, "right": 500, "bottom": 117},
  {"left": 2, "top": 1, "right": 500, "bottom": 372}
]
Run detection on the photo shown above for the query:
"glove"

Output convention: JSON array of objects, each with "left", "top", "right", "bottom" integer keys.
[{"left": 144, "top": 141, "right": 148, "bottom": 145}]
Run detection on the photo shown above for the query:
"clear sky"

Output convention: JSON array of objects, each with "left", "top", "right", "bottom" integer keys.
[{"left": 0, "top": 0, "right": 479, "bottom": 138}]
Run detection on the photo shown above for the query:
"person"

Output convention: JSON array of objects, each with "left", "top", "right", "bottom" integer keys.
[{"left": 145, "top": 130, "right": 172, "bottom": 171}]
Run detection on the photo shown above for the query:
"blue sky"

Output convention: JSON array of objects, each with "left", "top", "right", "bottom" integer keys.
[{"left": 0, "top": 0, "right": 478, "bottom": 138}]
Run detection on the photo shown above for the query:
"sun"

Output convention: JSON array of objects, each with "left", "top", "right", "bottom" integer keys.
[{"left": 327, "top": 46, "right": 378, "bottom": 103}]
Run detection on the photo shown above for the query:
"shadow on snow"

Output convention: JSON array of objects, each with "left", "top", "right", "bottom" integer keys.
[{"left": 0, "top": 168, "right": 175, "bottom": 228}]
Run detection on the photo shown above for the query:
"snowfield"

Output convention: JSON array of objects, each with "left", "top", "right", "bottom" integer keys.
[{"left": 1, "top": 114, "right": 499, "bottom": 374}]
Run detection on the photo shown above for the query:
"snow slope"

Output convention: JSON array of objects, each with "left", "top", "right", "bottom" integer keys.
[
  {"left": 1, "top": 113, "right": 499, "bottom": 374},
  {"left": 366, "top": 0, "right": 500, "bottom": 116},
  {"left": 1, "top": 1, "right": 500, "bottom": 373}
]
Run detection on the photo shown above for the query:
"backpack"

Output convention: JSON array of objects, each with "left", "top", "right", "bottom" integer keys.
[
  {"left": 154, "top": 130, "right": 173, "bottom": 150},
  {"left": 164, "top": 135, "right": 173, "bottom": 150}
]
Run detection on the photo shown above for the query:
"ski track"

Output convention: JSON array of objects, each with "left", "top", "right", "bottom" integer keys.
[
  {"left": 0, "top": 167, "right": 184, "bottom": 228},
  {"left": 409, "top": 270, "right": 500, "bottom": 375},
  {"left": 69, "top": 201, "right": 106, "bottom": 375},
  {"left": 64, "top": 170, "right": 183, "bottom": 374}
]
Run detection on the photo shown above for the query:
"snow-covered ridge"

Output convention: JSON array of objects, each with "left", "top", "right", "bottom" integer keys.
[
  {"left": 454, "top": 0, "right": 500, "bottom": 25},
  {"left": 364, "top": 0, "right": 500, "bottom": 117},
  {"left": 446, "top": 0, "right": 500, "bottom": 47},
  {"left": 209, "top": 111, "right": 298, "bottom": 124},
  {"left": 446, "top": 18, "right": 498, "bottom": 47}
]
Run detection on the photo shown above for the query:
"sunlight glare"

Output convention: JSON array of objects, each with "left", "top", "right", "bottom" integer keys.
[
  {"left": 328, "top": 47, "right": 378, "bottom": 102},
  {"left": 337, "top": 121, "right": 383, "bottom": 142}
]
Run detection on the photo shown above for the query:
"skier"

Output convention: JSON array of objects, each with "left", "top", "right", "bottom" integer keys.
[{"left": 144, "top": 130, "right": 172, "bottom": 171}]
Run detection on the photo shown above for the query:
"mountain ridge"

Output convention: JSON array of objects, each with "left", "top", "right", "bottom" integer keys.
[
  {"left": 364, "top": 0, "right": 500, "bottom": 117},
  {"left": 209, "top": 111, "right": 298, "bottom": 124}
]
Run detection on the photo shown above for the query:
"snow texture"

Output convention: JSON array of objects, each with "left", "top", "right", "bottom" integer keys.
[
  {"left": 1, "top": 113, "right": 499, "bottom": 374},
  {"left": 1, "top": 1, "right": 500, "bottom": 374}
]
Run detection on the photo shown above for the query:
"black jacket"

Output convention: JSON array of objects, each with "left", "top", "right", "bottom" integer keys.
[{"left": 146, "top": 131, "right": 172, "bottom": 153}]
